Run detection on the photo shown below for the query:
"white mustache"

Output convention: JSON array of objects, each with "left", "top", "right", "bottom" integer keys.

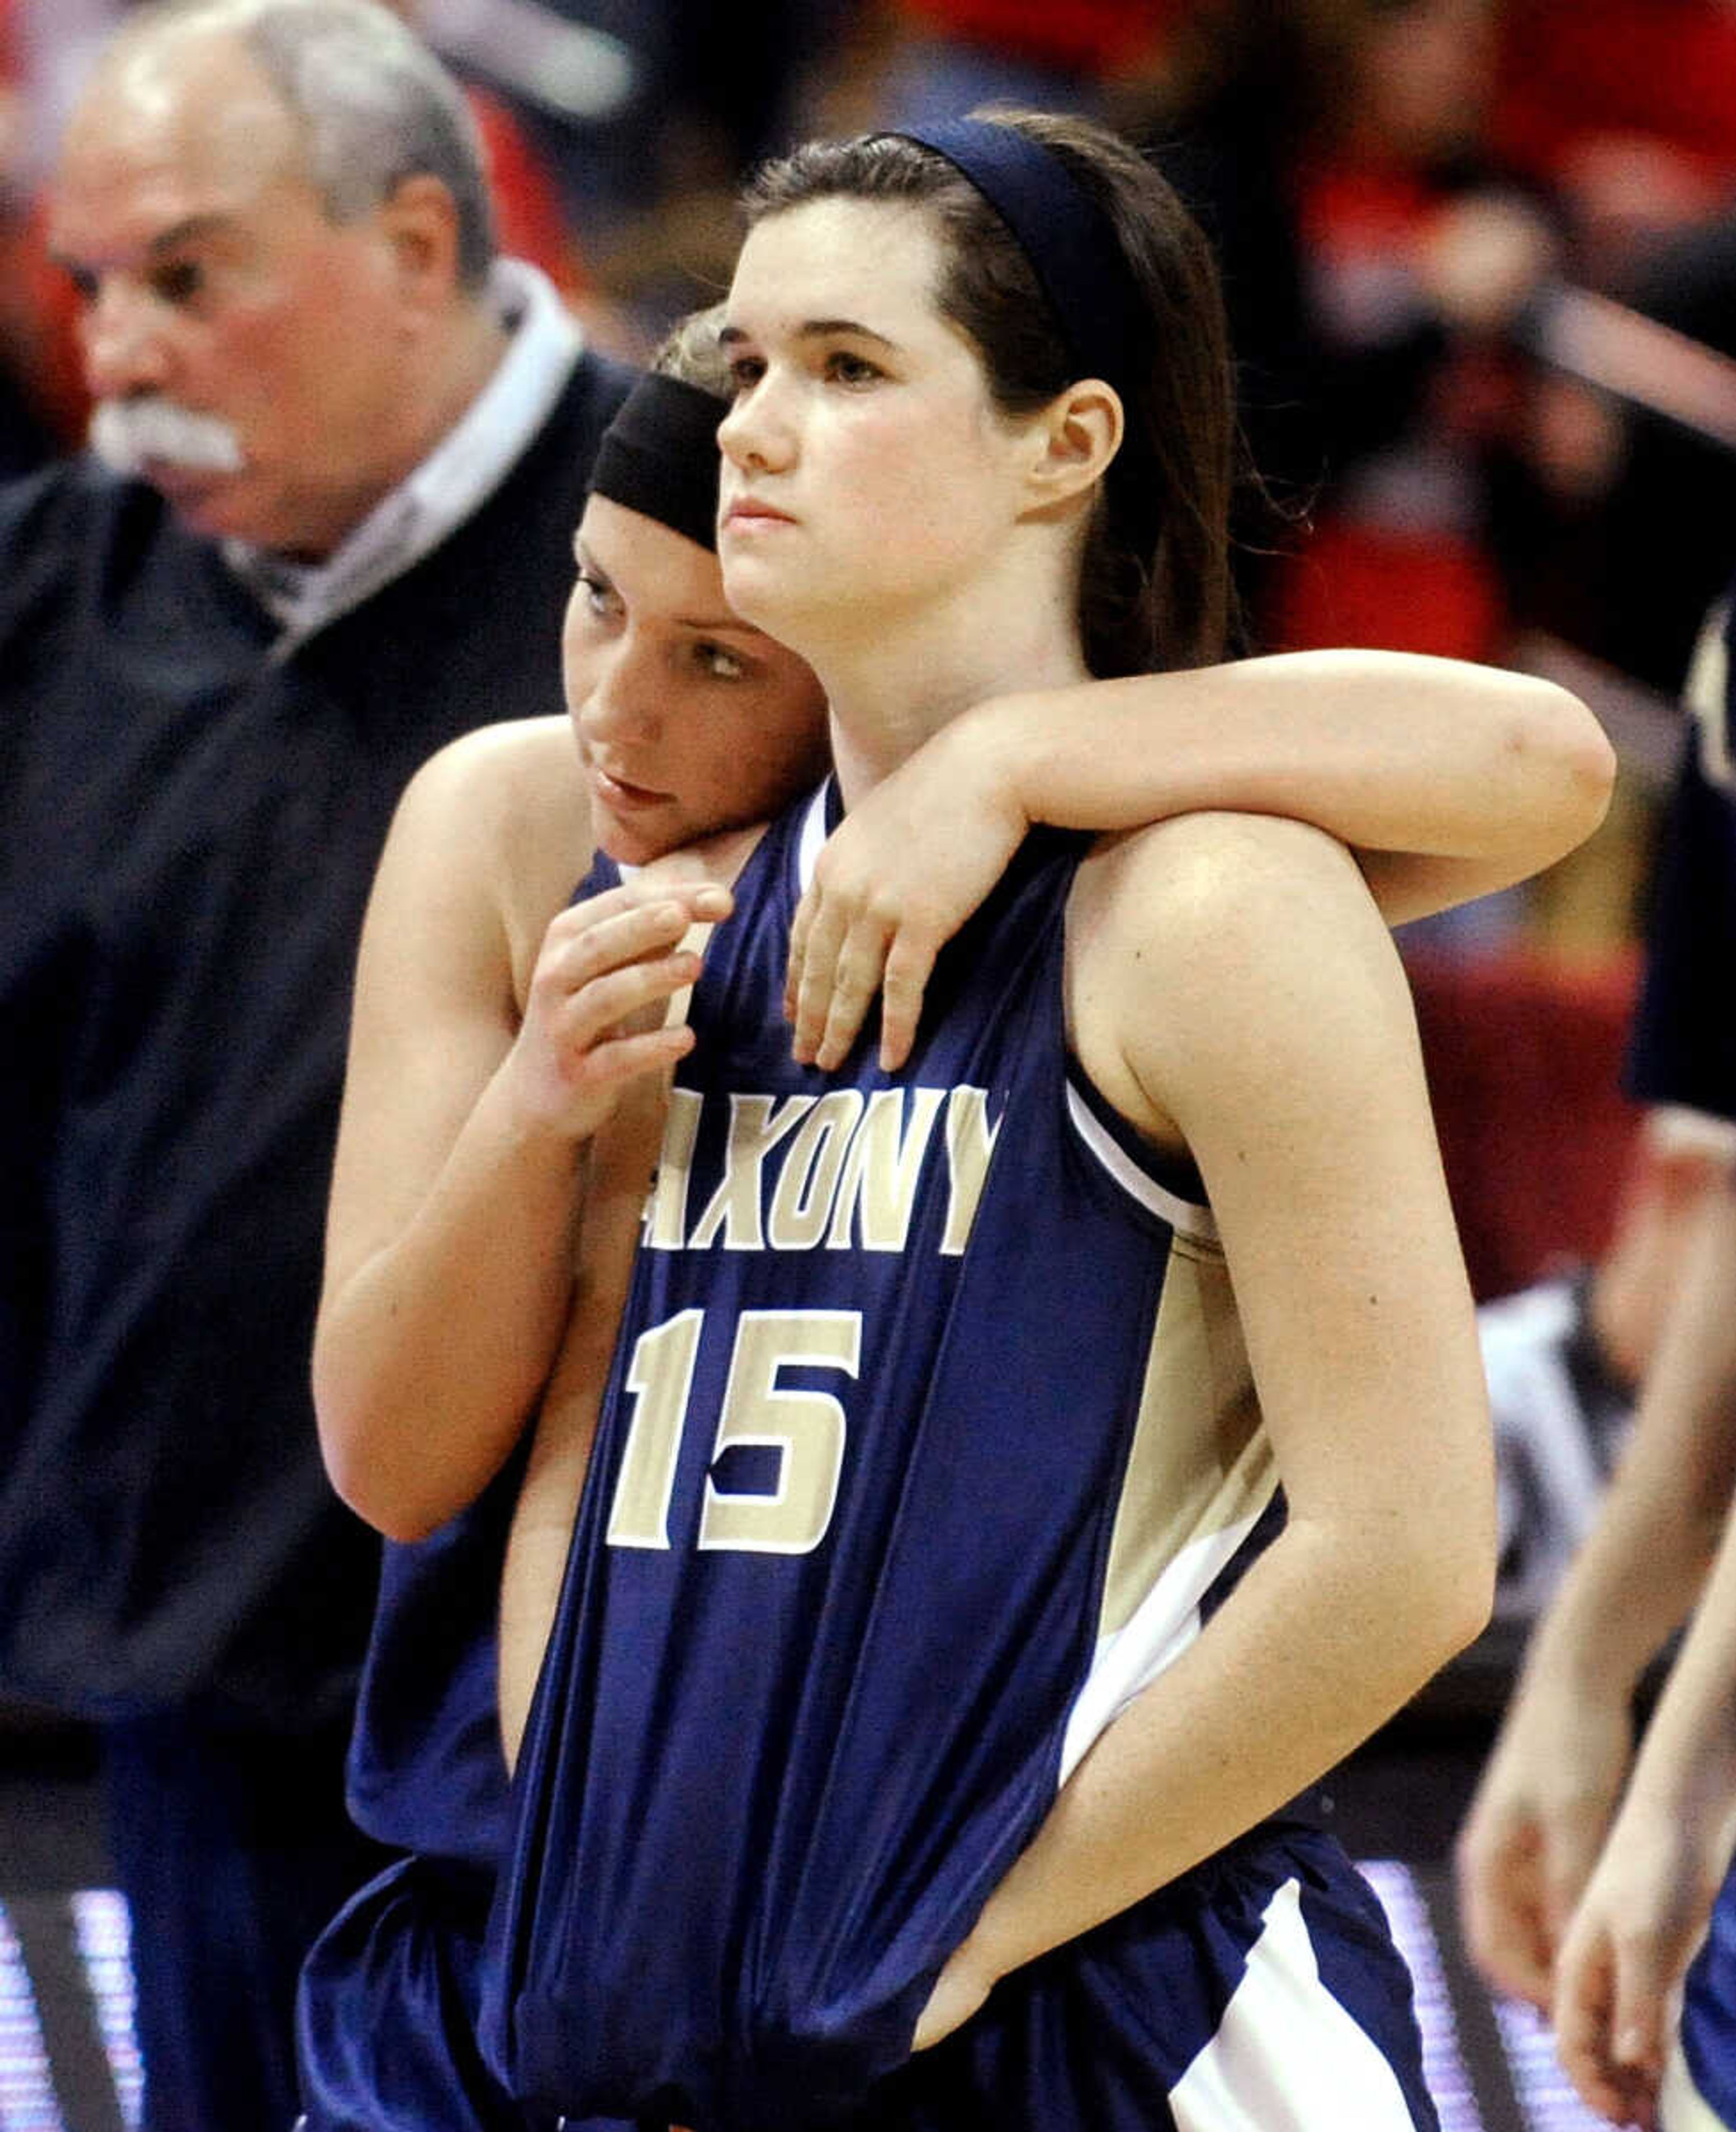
[{"left": 90, "top": 397, "right": 245, "bottom": 476}]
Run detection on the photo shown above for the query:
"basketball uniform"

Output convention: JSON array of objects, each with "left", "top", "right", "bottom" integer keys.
[
  {"left": 485, "top": 783, "right": 1439, "bottom": 2132},
  {"left": 295, "top": 1452, "right": 543, "bottom": 2131},
  {"left": 1629, "top": 590, "right": 1736, "bottom": 2132}
]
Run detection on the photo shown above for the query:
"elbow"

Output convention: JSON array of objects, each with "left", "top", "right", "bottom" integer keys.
[
  {"left": 1434, "top": 1547, "right": 1496, "bottom": 1665},
  {"left": 312, "top": 1350, "right": 448, "bottom": 1546},
  {"left": 1509, "top": 676, "right": 1618, "bottom": 858},
  {"left": 1402, "top": 1515, "right": 1497, "bottom": 1680}
]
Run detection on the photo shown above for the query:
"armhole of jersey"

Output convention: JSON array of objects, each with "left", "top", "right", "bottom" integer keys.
[
  {"left": 795, "top": 780, "right": 835, "bottom": 893},
  {"left": 1063, "top": 1071, "right": 1217, "bottom": 1245}
]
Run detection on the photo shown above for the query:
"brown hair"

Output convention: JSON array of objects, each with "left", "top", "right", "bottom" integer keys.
[{"left": 741, "top": 110, "right": 1238, "bottom": 675}]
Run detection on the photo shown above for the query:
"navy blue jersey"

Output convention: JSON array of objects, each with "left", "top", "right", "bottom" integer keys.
[
  {"left": 487, "top": 785, "right": 1281, "bottom": 2128},
  {"left": 1628, "top": 594, "right": 1736, "bottom": 1123},
  {"left": 343, "top": 1450, "right": 523, "bottom": 1869}
]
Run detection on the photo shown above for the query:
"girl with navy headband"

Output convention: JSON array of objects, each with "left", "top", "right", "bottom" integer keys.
[{"left": 479, "top": 115, "right": 1614, "bottom": 2132}]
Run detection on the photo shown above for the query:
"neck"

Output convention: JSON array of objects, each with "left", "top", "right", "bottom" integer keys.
[{"left": 810, "top": 556, "right": 1091, "bottom": 809}]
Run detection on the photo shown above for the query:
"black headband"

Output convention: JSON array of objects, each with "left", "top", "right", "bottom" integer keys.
[
  {"left": 587, "top": 372, "right": 726, "bottom": 552},
  {"left": 896, "top": 117, "right": 1142, "bottom": 410}
]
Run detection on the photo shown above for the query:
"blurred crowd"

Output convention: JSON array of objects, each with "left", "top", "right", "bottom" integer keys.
[
  {"left": 4, "top": 0, "right": 1733, "bottom": 1403},
  {"left": 5, "top": 0, "right": 1735, "bottom": 703}
]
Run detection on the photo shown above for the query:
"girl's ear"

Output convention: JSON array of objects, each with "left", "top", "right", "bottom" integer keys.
[{"left": 1022, "top": 378, "right": 1123, "bottom": 513}]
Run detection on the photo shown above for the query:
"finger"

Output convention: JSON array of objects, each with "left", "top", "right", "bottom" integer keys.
[
  {"left": 788, "top": 899, "right": 852, "bottom": 1064},
  {"left": 786, "top": 891, "right": 815, "bottom": 1025},
  {"left": 545, "top": 901, "right": 697, "bottom": 992},
  {"left": 1471, "top": 1896, "right": 1555, "bottom": 2011},
  {"left": 556, "top": 950, "right": 703, "bottom": 1049},
  {"left": 573, "top": 1021, "right": 696, "bottom": 1094},
  {"left": 814, "top": 918, "right": 892, "bottom": 1072},
  {"left": 1455, "top": 1828, "right": 1555, "bottom": 2008},
  {"left": 1610, "top": 1939, "right": 1668, "bottom": 2085},
  {"left": 876, "top": 929, "right": 939, "bottom": 1073},
  {"left": 561, "top": 874, "right": 717, "bottom": 928},
  {"left": 1556, "top": 1938, "right": 1634, "bottom": 2125},
  {"left": 557, "top": 878, "right": 730, "bottom": 952}
]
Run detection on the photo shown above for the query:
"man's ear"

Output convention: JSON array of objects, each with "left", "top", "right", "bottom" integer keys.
[
  {"left": 1023, "top": 378, "right": 1123, "bottom": 513},
  {"left": 378, "top": 173, "right": 464, "bottom": 316}
]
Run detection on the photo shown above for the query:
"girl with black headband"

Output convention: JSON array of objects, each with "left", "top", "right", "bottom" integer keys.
[{"left": 473, "top": 118, "right": 1612, "bottom": 2132}]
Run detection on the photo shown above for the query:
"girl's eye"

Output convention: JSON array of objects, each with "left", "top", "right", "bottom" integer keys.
[
  {"left": 728, "top": 355, "right": 765, "bottom": 394},
  {"left": 694, "top": 642, "right": 747, "bottom": 681},
  {"left": 825, "top": 351, "right": 881, "bottom": 387},
  {"left": 574, "top": 570, "right": 620, "bottom": 622}
]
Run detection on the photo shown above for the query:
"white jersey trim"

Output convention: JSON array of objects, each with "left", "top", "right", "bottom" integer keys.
[
  {"left": 1066, "top": 1081, "right": 1218, "bottom": 1242},
  {"left": 1166, "top": 1877, "right": 1422, "bottom": 2128},
  {"left": 797, "top": 784, "right": 830, "bottom": 894},
  {"left": 1058, "top": 1508, "right": 1260, "bottom": 1785}
]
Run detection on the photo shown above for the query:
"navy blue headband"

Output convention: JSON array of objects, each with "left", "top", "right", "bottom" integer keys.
[
  {"left": 896, "top": 117, "right": 1142, "bottom": 409},
  {"left": 587, "top": 372, "right": 726, "bottom": 553}
]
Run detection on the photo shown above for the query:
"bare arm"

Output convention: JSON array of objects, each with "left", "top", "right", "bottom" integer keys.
[
  {"left": 918, "top": 811, "right": 1495, "bottom": 2042},
  {"left": 312, "top": 721, "right": 722, "bottom": 1541},
  {"left": 1552, "top": 1465, "right": 1736, "bottom": 2128},
  {"left": 1455, "top": 1176, "right": 1736, "bottom": 2010},
  {"left": 788, "top": 652, "right": 1613, "bottom": 1069}
]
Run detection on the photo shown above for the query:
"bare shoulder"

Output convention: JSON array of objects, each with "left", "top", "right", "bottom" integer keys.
[
  {"left": 1073, "top": 809, "right": 1370, "bottom": 938},
  {"left": 1066, "top": 811, "right": 1414, "bottom": 1143},
  {"left": 387, "top": 717, "right": 594, "bottom": 987},
  {"left": 396, "top": 716, "right": 587, "bottom": 862}
]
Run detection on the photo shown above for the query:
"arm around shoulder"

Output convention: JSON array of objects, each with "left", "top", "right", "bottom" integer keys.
[{"left": 993, "top": 651, "right": 1615, "bottom": 924}]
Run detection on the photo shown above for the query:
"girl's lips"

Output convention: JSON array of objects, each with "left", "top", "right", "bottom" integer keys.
[{"left": 724, "top": 498, "right": 796, "bottom": 527}]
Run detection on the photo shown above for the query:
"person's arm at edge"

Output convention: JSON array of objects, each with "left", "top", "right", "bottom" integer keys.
[
  {"left": 916, "top": 810, "right": 1496, "bottom": 2042},
  {"left": 1551, "top": 1456, "right": 1736, "bottom": 2129},
  {"left": 1454, "top": 1176, "right": 1736, "bottom": 2011},
  {"left": 789, "top": 650, "right": 1614, "bottom": 1068},
  {"left": 313, "top": 721, "right": 710, "bottom": 1541}
]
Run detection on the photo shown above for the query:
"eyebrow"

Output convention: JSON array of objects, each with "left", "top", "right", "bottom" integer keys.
[
  {"left": 718, "top": 317, "right": 899, "bottom": 354},
  {"left": 50, "top": 212, "right": 237, "bottom": 277},
  {"left": 574, "top": 542, "right": 763, "bottom": 637}
]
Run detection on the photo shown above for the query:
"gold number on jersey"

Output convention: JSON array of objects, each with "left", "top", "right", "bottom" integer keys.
[
  {"left": 606, "top": 1308, "right": 860, "bottom": 1556},
  {"left": 605, "top": 1308, "right": 704, "bottom": 1549}
]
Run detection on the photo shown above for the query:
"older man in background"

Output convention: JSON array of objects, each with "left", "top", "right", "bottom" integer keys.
[{"left": 0, "top": 3, "right": 632, "bottom": 2123}]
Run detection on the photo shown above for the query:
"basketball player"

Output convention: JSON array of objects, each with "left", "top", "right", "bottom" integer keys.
[
  {"left": 306, "top": 297, "right": 1608, "bottom": 2127},
  {"left": 476, "top": 116, "right": 1613, "bottom": 2131}
]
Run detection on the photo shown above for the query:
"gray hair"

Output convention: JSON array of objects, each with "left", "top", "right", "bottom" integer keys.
[{"left": 110, "top": 0, "right": 496, "bottom": 288}]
